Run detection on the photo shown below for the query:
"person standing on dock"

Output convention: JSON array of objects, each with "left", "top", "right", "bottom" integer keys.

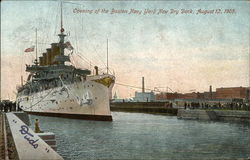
[
  {"left": 184, "top": 102, "right": 187, "bottom": 109},
  {"left": 0, "top": 102, "right": 3, "bottom": 112},
  {"left": 35, "top": 119, "right": 43, "bottom": 133},
  {"left": 3, "top": 103, "right": 8, "bottom": 112},
  {"left": 9, "top": 102, "right": 12, "bottom": 112},
  {"left": 12, "top": 102, "right": 16, "bottom": 112}
]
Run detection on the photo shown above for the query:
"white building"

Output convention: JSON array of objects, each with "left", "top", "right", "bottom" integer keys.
[{"left": 134, "top": 91, "right": 155, "bottom": 102}]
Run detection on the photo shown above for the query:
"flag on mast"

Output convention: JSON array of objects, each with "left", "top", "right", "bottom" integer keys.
[{"left": 24, "top": 45, "right": 35, "bottom": 52}]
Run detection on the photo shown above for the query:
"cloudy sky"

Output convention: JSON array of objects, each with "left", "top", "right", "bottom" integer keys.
[{"left": 1, "top": 0, "right": 249, "bottom": 100}]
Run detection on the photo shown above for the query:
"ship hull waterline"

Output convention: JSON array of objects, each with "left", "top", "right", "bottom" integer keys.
[{"left": 26, "top": 111, "right": 112, "bottom": 121}]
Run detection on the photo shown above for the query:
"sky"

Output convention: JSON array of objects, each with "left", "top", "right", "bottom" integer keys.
[{"left": 1, "top": 0, "right": 250, "bottom": 100}]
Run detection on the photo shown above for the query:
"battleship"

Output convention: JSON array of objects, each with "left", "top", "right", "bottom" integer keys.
[{"left": 15, "top": 3, "right": 115, "bottom": 121}]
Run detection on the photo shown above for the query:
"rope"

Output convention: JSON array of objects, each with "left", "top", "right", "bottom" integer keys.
[
  {"left": 70, "top": 54, "right": 77, "bottom": 67},
  {"left": 115, "top": 82, "right": 175, "bottom": 93},
  {"left": 79, "top": 16, "right": 107, "bottom": 68},
  {"left": 115, "top": 82, "right": 153, "bottom": 92},
  {"left": 76, "top": 53, "right": 92, "bottom": 67}
]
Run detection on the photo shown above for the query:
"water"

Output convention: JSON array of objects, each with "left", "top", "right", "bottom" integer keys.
[{"left": 29, "top": 112, "right": 250, "bottom": 160}]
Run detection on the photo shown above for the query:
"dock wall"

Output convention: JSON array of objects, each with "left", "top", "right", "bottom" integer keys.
[
  {"left": 177, "top": 109, "right": 250, "bottom": 122},
  {"left": 3, "top": 113, "right": 63, "bottom": 160},
  {"left": 110, "top": 102, "right": 178, "bottom": 115}
]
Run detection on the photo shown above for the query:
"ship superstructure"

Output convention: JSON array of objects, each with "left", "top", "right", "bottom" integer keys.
[{"left": 16, "top": 3, "right": 115, "bottom": 121}]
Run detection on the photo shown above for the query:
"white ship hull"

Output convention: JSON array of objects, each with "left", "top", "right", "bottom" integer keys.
[{"left": 16, "top": 74, "right": 115, "bottom": 121}]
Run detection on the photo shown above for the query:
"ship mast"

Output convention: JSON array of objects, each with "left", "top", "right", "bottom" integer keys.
[
  {"left": 34, "top": 28, "right": 38, "bottom": 65},
  {"left": 107, "top": 39, "right": 109, "bottom": 74},
  {"left": 55, "top": 0, "right": 70, "bottom": 65},
  {"left": 61, "top": 1, "right": 63, "bottom": 32}
]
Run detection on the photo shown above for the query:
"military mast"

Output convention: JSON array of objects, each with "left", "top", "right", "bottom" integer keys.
[
  {"left": 107, "top": 39, "right": 109, "bottom": 74},
  {"left": 54, "top": 1, "right": 70, "bottom": 65},
  {"left": 34, "top": 28, "right": 39, "bottom": 65}
]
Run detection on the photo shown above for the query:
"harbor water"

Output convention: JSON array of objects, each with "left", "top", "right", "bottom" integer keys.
[{"left": 29, "top": 112, "right": 250, "bottom": 160}]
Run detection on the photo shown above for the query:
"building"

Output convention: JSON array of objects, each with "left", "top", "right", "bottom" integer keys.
[
  {"left": 133, "top": 77, "right": 156, "bottom": 102},
  {"left": 134, "top": 91, "right": 155, "bottom": 102},
  {"left": 181, "top": 92, "right": 198, "bottom": 99},
  {"left": 216, "top": 87, "right": 250, "bottom": 100},
  {"left": 155, "top": 92, "right": 182, "bottom": 100},
  {"left": 203, "top": 92, "right": 216, "bottom": 99}
]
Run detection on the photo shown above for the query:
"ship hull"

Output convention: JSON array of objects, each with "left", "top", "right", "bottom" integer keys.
[
  {"left": 16, "top": 74, "right": 115, "bottom": 121},
  {"left": 25, "top": 111, "right": 112, "bottom": 121}
]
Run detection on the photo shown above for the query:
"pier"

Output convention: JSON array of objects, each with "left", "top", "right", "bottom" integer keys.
[
  {"left": 0, "top": 113, "right": 8, "bottom": 159},
  {"left": 0, "top": 112, "right": 18, "bottom": 159},
  {"left": 0, "top": 112, "right": 63, "bottom": 160}
]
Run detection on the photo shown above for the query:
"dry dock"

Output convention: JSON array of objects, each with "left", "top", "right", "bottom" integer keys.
[{"left": 110, "top": 102, "right": 178, "bottom": 115}]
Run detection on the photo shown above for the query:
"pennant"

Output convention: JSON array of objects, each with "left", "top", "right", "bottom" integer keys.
[{"left": 24, "top": 46, "right": 35, "bottom": 52}]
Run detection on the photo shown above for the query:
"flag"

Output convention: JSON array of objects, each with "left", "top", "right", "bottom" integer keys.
[
  {"left": 24, "top": 45, "right": 35, "bottom": 52},
  {"left": 65, "top": 41, "right": 74, "bottom": 51}
]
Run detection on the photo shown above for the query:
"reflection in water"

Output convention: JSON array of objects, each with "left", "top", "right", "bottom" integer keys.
[{"left": 30, "top": 112, "right": 250, "bottom": 160}]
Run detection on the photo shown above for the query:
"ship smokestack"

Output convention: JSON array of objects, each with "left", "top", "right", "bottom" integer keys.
[
  {"left": 94, "top": 66, "right": 98, "bottom": 75},
  {"left": 142, "top": 77, "right": 145, "bottom": 93},
  {"left": 209, "top": 85, "right": 212, "bottom": 99}
]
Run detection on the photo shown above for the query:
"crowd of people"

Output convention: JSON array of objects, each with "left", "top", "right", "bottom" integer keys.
[
  {"left": 0, "top": 101, "right": 22, "bottom": 112},
  {"left": 183, "top": 101, "right": 250, "bottom": 111}
]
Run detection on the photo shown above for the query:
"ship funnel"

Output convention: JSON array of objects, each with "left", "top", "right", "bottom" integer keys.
[
  {"left": 46, "top": 48, "right": 52, "bottom": 65},
  {"left": 51, "top": 43, "right": 60, "bottom": 65},
  {"left": 43, "top": 53, "right": 47, "bottom": 65},
  {"left": 39, "top": 56, "right": 43, "bottom": 66},
  {"left": 94, "top": 66, "right": 98, "bottom": 75},
  {"left": 142, "top": 77, "right": 145, "bottom": 93}
]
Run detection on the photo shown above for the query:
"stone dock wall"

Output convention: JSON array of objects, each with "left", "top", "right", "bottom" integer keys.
[
  {"left": 0, "top": 112, "right": 19, "bottom": 160},
  {"left": 0, "top": 113, "right": 6, "bottom": 159},
  {"left": 177, "top": 109, "right": 250, "bottom": 122},
  {"left": 110, "top": 102, "right": 178, "bottom": 115},
  {"left": 0, "top": 112, "right": 63, "bottom": 160}
]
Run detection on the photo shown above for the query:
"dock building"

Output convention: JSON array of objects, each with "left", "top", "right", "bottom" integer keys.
[
  {"left": 216, "top": 87, "right": 250, "bottom": 100},
  {"left": 155, "top": 86, "right": 250, "bottom": 102}
]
